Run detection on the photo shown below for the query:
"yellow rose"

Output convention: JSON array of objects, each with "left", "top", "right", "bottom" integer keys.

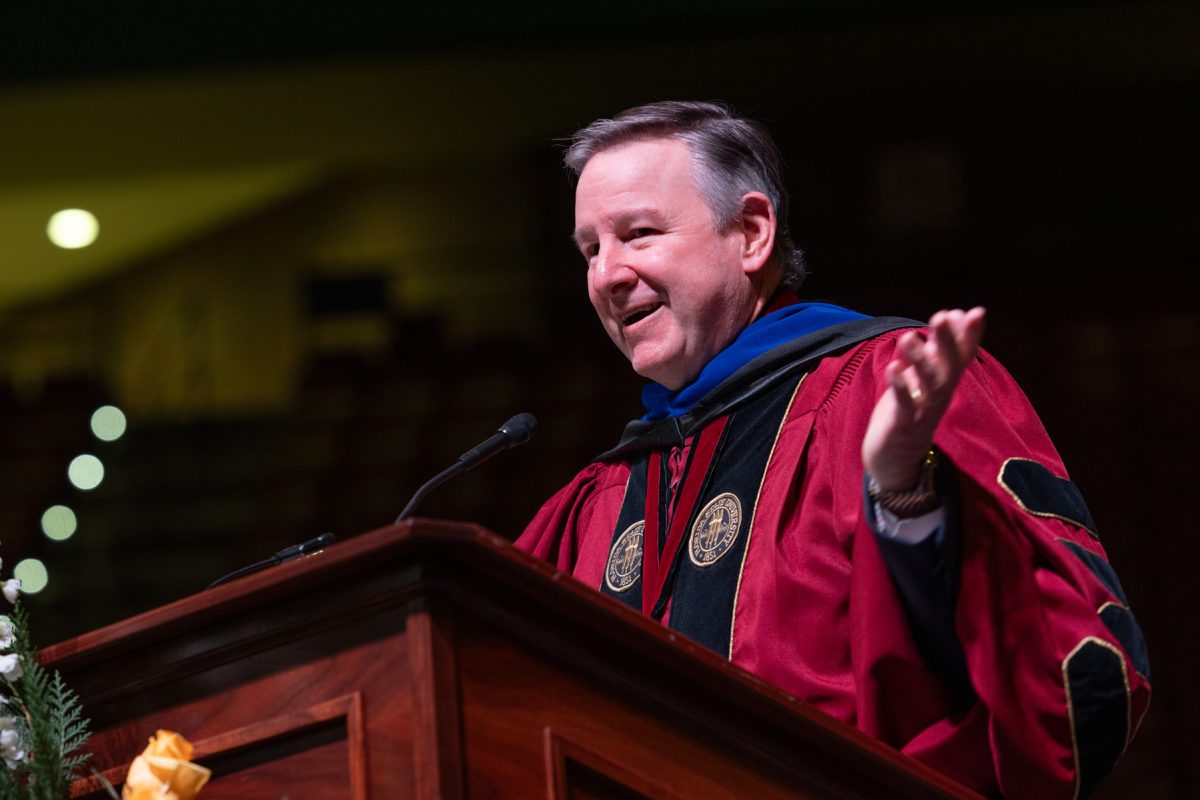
[
  {"left": 122, "top": 730, "right": 211, "bottom": 800},
  {"left": 142, "top": 729, "right": 194, "bottom": 762}
]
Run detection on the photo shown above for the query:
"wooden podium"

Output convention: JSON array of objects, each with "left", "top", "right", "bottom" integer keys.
[{"left": 43, "top": 520, "right": 978, "bottom": 799}]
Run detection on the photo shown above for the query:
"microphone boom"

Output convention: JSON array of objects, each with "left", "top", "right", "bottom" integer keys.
[{"left": 395, "top": 412, "right": 537, "bottom": 522}]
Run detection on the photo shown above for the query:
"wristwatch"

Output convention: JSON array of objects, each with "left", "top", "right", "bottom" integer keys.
[{"left": 867, "top": 449, "right": 940, "bottom": 517}]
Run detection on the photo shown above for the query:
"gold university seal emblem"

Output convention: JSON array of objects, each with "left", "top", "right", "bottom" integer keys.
[
  {"left": 688, "top": 492, "right": 742, "bottom": 567},
  {"left": 605, "top": 521, "right": 644, "bottom": 593}
]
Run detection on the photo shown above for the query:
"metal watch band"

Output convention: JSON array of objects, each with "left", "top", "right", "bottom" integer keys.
[{"left": 867, "top": 449, "right": 940, "bottom": 517}]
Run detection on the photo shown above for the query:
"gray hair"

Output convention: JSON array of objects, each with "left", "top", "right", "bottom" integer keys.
[{"left": 564, "top": 100, "right": 807, "bottom": 288}]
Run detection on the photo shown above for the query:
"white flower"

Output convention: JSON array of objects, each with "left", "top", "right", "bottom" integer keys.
[
  {"left": 0, "top": 724, "right": 24, "bottom": 769},
  {"left": 1, "top": 580, "right": 18, "bottom": 605},
  {"left": 0, "top": 620, "right": 12, "bottom": 649},
  {"left": 0, "top": 655, "right": 20, "bottom": 683},
  {"left": 0, "top": 721, "right": 17, "bottom": 770}
]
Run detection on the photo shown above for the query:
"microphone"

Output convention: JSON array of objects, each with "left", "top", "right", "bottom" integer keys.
[
  {"left": 272, "top": 532, "right": 337, "bottom": 563},
  {"left": 206, "top": 532, "right": 337, "bottom": 590},
  {"left": 395, "top": 412, "right": 537, "bottom": 523},
  {"left": 457, "top": 412, "right": 538, "bottom": 468}
]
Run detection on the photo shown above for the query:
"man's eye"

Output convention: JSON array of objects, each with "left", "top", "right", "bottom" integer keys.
[{"left": 630, "top": 228, "right": 655, "bottom": 239}]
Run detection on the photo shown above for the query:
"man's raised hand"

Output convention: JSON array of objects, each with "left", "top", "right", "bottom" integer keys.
[{"left": 861, "top": 307, "right": 987, "bottom": 492}]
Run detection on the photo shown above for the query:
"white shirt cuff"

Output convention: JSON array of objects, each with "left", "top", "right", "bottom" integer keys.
[{"left": 874, "top": 503, "right": 946, "bottom": 545}]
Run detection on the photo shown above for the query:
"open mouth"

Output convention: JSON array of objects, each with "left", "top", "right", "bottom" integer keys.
[{"left": 622, "top": 303, "right": 663, "bottom": 327}]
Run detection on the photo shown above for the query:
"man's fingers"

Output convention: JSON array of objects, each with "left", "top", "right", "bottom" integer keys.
[
  {"left": 886, "top": 360, "right": 919, "bottom": 412},
  {"left": 931, "top": 312, "right": 962, "bottom": 374},
  {"left": 959, "top": 306, "right": 987, "bottom": 361},
  {"left": 927, "top": 306, "right": 988, "bottom": 378},
  {"left": 888, "top": 357, "right": 939, "bottom": 419},
  {"left": 912, "top": 349, "right": 943, "bottom": 400},
  {"left": 892, "top": 306, "right": 989, "bottom": 419}
]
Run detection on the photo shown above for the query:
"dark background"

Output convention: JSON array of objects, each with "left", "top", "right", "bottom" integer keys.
[{"left": 1, "top": 3, "right": 1195, "bottom": 796}]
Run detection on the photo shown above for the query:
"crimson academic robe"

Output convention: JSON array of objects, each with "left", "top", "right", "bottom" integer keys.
[{"left": 516, "top": 321, "right": 1150, "bottom": 799}]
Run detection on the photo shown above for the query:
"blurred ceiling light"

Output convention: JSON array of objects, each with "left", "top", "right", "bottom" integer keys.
[
  {"left": 41, "top": 505, "right": 78, "bottom": 541},
  {"left": 13, "top": 559, "right": 48, "bottom": 595},
  {"left": 68, "top": 454, "right": 104, "bottom": 490},
  {"left": 47, "top": 208, "right": 99, "bottom": 249},
  {"left": 91, "top": 405, "right": 127, "bottom": 441}
]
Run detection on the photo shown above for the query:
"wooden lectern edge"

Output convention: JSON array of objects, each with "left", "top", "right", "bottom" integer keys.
[
  {"left": 39, "top": 518, "right": 473, "bottom": 664},
  {"left": 41, "top": 517, "right": 979, "bottom": 799}
]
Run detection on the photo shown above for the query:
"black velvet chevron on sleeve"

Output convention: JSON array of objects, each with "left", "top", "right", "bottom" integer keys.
[
  {"left": 1065, "top": 640, "right": 1130, "bottom": 799},
  {"left": 1099, "top": 603, "right": 1151, "bottom": 681},
  {"left": 1059, "top": 539, "right": 1129, "bottom": 607},
  {"left": 1059, "top": 539, "right": 1151, "bottom": 683},
  {"left": 1000, "top": 458, "right": 1098, "bottom": 539}
]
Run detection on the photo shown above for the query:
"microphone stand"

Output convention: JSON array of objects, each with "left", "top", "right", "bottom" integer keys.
[
  {"left": 395, "top": 412, "right": 537, "bottom": 523},
  {"left": 395, "top": 461, "right": 466, "bottom": 523}
]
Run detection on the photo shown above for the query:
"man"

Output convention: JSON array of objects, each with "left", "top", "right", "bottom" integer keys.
[{"left": 516, "top": 101, "right": 1149, "bottom": 798}]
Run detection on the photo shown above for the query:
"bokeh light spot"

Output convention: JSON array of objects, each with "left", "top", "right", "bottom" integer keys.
[
  {"left": 68, "top": 454, "right": 104, "bottom": 490},
  {"left": 41, "top": 505, "right": 77, "bottom": 541},
  {"left": 47, "top": 209, "right": 99, "bottom": 249},
  {"left": 13, "top": 559, "right": 48, "bottom": 594},
  {"left": 90, "top": 405, "right": 127, "bottom": 442}
]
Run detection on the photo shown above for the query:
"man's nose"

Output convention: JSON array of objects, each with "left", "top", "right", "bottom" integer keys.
[{"left": 591, "top": 243, "right": 637, "bottom": 295}]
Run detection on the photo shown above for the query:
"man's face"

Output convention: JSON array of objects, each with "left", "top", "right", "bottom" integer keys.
[{"left": 573, "top": 138, "right": 757, "bottom": 390}]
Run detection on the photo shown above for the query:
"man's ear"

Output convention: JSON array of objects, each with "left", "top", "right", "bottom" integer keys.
[{"left": 738, "top": 192, "right": 776, "bottom": 275}]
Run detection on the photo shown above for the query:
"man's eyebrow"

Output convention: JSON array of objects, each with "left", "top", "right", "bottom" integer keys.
[
  {"left": 571, "top": 208, "right": 664, "bottom": 247},
  {"left": 615, "top": 208, "right": 663, "bottom": 227},
  {"left": 570, "top": 228, "right": 593, "bottom": 249}
]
